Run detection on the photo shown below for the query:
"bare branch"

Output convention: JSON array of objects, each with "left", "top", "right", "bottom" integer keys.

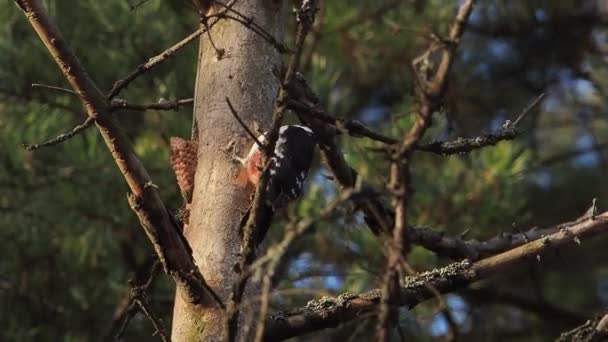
[
  {"left": 377, "top": 1, "right": 476, "bottom": 339},
  {"left": 418, "top": 93, "right": 545, "bottom": 155},
  {"left": 113, "top": 261, "right": 160, "bottom": 341},
  {"left": 287, "top": 98, "right": 399, "bottom": 144},
  {"left": 287, "top": 77, "right": 557, "bottom": 263},
  {"left": 22, "top": 96, "right": 195, "bottom": 152},
  {"left": 110, "top": 98, "right": 193, "bottom": 112},
  {"left": 264, "top": 212, "right": 608, "bottom": 340},
  {"left": 15, "top": 0, "right": 220, "bottom": 308},
  {"left": 107, "top": 0, "right": 237, "bottom": 99},
  {"left": 556, "top": 311, "right": 608, "bottom": 341},
  {"left": 22, "top": 117, "right": 94, "bottom": 151},
  {"left": 211, "top": 2, "right": 289, "bottom": 53},
  {"left": 31, "top": 83, "right": 75, "bottom": 94}
]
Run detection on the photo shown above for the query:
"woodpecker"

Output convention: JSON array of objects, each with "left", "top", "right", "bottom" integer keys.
[
  {"left": 239, "top": 125, "right": 316, "bottom": 208},
  {"left": 235, "top": 125, "right": 316, "bottom": 244}
]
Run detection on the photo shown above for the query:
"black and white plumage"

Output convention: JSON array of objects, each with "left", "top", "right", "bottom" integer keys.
[
  {"left": 243, "top": 125, "right": 316, "bottom": 210},
  {"left": 237, "top": 125, "right": 316, "bottom": 245}
]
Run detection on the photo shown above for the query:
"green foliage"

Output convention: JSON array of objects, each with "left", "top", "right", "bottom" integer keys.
[
  {"left": 2, "top": 0, "right": 608, "bottom": 341},
  {"left": 0, "top": 1, "right": 197, "bottom": 340}
]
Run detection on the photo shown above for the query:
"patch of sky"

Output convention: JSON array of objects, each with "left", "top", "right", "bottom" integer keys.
[
  {"left": 573, "top": 134, "right": 600, "bottom": 168},
  {"left": 311, "top": 168, "right": 337, "bottom": 201},
  {"left": 534, "top": 9, "right": 548, "bottom": 22},
  {"left": 429, "top": 295, "right": 469, "bottom": 336},
  {"left": 289, "top": 253, "right": 344, "bottom": 290},
  {"left": 530, "top": 169, "right": 553, "bottom": 189}
]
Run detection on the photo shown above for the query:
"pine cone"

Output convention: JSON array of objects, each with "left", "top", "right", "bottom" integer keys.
[{"left": 170, "top": 137, "right": 198, "bottom": 199}]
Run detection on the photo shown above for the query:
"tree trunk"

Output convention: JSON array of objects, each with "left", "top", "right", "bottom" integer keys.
[{"left": 171, "top": 1, "right": 285, "bottom": 340}]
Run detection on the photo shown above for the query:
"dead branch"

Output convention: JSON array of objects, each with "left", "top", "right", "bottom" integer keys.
[
  {"left": 22, "top": 117, "right": 94, "bottom": 151},
  {"left": 110, "top": 98, "right": 194, "bottom": 112},
  {"left": 264, "top": 211, "right": 608, "bottom": 341},
  {"left": 15, "top": 0, "right": 221, "bottom": 309},
  {"left": 556, "top": 311, "right": 608, "bottom": 342},
  {"left": 377, "top": 1, "right": 475, "bottom": 338},
  {"left": 22, "top": 96, "right": 196, "bottom": 151},
  {"left": 112, "top": 261, "right": 166, "bottom": 341},
  {"left": 288, "top": 81, "right": 559, "bottom": 262},
  {"left": 418, "top": 93, "right": 545, "bottom": 155},
  {"left": 107, "top": 0, "right": 237, "bottom": 99},
  {"left": 211, "top": 2, "right": 289, "bottom": 53}
]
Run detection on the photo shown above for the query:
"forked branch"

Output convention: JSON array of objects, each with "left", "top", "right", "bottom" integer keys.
[{"left": 15, "top": 0, "right": 221, "bottom": 309}]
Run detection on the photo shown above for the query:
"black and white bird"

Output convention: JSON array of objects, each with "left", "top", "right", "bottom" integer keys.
[{"left": 235, "top": 125, "right": 316, "bottom": 244}]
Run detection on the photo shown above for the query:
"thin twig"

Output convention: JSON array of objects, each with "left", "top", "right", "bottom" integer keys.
[
  {"left": 114, "top": 261, "right": 161, "bottom": 340},
  {"left": 203, "top": 18, "right": 225, "bottom": 59},
  {"left": 23, "top": 96, "right": 194, "bottom": 152},
  {"left": 134, "top": 292, "right": 171, "bottom": 342},
  {"left": 31, "top": 83, "right": 75, "bottom": 94},
  {"left": 212, "top": 2, "right": 289, "bottom": 53},
  {"left": 226, "top": 97, "right": 267, "bottom": 150},
  {"left": 107, "top": 0, "right": 238, "bottom": 99},
  {"left": 417, "top": 93, "right": 544, "bottom": 156},
  {"left": 22, "top": 117, "right": 94, "bottom": 151},
  {"left": 110, "top": 98, "right": 194, "bottom": 112},
  {"left": 128, "top": 0, "right": 152, "bottom": 11},
  {"left": 514, "top": 93, "right": 545, "bottom": 126}
]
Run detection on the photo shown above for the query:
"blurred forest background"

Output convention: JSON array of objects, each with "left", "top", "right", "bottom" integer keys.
[{"left": 2, "top": 0, "right": 608, "bottom": 341}]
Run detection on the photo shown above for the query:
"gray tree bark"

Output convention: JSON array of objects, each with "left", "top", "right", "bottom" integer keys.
[{"left": 171, "top": 1, "right": 285, "bottom": 340}]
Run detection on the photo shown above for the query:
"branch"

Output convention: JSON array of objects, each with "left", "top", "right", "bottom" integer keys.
[
  {"left": 105, "top": 255, "right": 157, "bottom": 340},
  {"left": 0, "top": 86, "right": 78, "bottom": 114},
  {"left": 15, "top": 0, "right": 220, "bottom": 308},
  {"left": 226, "top": 1, "right": 318, "bottom": 340},
  {"left": 557, "top": 311, "right": 608, "bottom": 342},
  {"left": 110, "top": 98, "right": 194, "bottom": 112},
  {"left": 23, "top": 96, "right": 196, "bottom": 151},
  {"left": 113, "top": 261, "right": 165, "bottom": 341},
  {"left": 288, "top": 92, "right": 545, "bottom": 156},
  {"left": 407, "top": 223, "right": 555, "bottom": 261},
  {"left": 22, "top": 95, "right": 195, "bottom": 152},
  {"left": 378, "top": 1, "right": 475, "bottom": 338},
  {"left": 287, "top": 98, "right": 399, "bottom": 144},
  {"left": 31, "top": 82, "right": 75, "bottom": 94},
  {"left": 264, "top": 212, "right": 608, "bottom": 340},
  {"left": 211, "top": 3, "right": 289, "bottom": 53},
  {"left": 107, "top": 1, "right": 237, "bottom": 99},
  {"left": 22, "top": 117, "right": 94, "bottom": 151},
  {"left": 287, "top": 75, "right": 553, "bottom": 263},
  {"left": 418, "top": 93, "right": 545, "bottom": 155}
]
